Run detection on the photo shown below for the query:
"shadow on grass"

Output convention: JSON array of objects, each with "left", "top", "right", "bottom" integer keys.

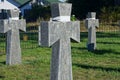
[
  {"left": 0, "top": 75, "right": 5, "bottom": 79},
  {"left": 73, "top": 63, "right": 120, "bottom": 72},
  {"left": 91, "top": 49, "right": 120, "bottom": 55},
  {"left": 0, "top": 61, "right": 5, "bottom": 66},
  {"left": 71, "top": 47, "right": 87, "bottom": 50},
  {"left": 97, "top": 32, "right": 120, "bottom": 38},
  {"left": 97, "top": 41, "right": 120, "bottom": 45},
  {"left": 0, "top": 53, "right": 5, "bottom": 56},
  {"left": 72, "top": 46, "right": 120, "bottom": 55},
  {"left": 81, "top": 32, "right": 120, "bottom": 41}
]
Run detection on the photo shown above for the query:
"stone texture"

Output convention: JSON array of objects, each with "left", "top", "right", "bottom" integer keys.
[
  {"left": 51, "top": 3, "right": 72, "bottom": 18},
  {"left": 7, "top": 10, "right": 19, "bottom": 18},
  {"left": 38, "top": 26, "right": 41, "bottom": 45},
  {"left": 41, "top": 21, "right": 80, "bottom": 80},
  {"left": 85, "top": 12, "right": 99, "bottom": 51},
  {"left": 0, "top": 10, "right": 26, "bottom": 65},
  {"left": 40, "top": 3, "right": 80, "bottom": 80}
]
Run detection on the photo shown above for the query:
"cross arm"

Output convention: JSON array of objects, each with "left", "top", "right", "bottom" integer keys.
[
  {"left": 0, "top": 20, "right": 10, "bottom": 33},
  {"left": 70, "top": 21, "right": 80, "bottom": 42},
  {"left": 95, "top": 19, "right": 99, "bottom": 28},
  {"left": 17, "top": 19, "right": 26, "bottom": 32},
  {"left": 41, "top": 21, "right": 60, "bottom": 47},
  {"left": 85, "top": 19, "right": 99, "bottom": 29}
]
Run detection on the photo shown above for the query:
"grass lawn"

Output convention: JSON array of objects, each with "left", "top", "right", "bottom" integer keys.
[{"left": 0, "top": 32, "right": 120, "bottom": 80}]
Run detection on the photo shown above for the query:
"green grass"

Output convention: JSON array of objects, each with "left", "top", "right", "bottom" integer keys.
[{"left": 0, "top": 32, "right": 120, "bottom": 80}]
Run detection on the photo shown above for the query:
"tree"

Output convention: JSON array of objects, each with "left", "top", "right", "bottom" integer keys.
[
  {"left": 68, "top": 0, "right": 114, "bottom": 19},
  {"left": 25, "top": 4, "right": 51, "bottom": 22}
]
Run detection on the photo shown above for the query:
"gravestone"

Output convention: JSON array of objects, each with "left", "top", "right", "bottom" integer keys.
[
  {"left": 85, "top": 12, "right": 99, "bottom": 51},
  {"left": 0, "top": 10, "right": 26, "bottom": 65},
  {"left": 38, "top": 25, "right": 41, "bottom": 45},
  {"left": 40, "top": 3, "right": 80, "bottom": 80}
]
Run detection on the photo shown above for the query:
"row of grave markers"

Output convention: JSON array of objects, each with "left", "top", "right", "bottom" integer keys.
[{"left": 0, "top": 2, "right": 99, "bottom": 80}]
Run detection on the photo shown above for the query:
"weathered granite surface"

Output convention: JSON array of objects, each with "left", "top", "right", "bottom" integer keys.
[
  {"left": 85, "top": 12, "right": 99, "bottom": 51},
  {"left": 41, "top": 21, "right": 80, "bottom": 80},
  {"left": 51, "top": 3, "right": 71, "bottom": 21},
  {"left": 7, "top": 10, "right": 19, "bottom": 19},
  {"left": 40, "top": 3, "right": 80, "bottom": 80},
  {"left": 0, "top": 10, "right": 26, "bottom": 65},
  {"left": 51, "top": 3, "right": 72, "bottom": 18}
]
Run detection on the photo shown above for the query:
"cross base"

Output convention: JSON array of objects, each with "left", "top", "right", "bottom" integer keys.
[{"left": 87, "top": 43, "right": 96, "bottom": 51}]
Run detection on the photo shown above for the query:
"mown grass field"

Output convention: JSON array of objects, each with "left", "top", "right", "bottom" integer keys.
[{"left": 0, "top": 31, "right": 120, "bottom": 80}]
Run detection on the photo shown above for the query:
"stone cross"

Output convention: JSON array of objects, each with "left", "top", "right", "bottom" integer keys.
[
  {"left": 85, "top": 12, "right": 99, "bottom": 51},
  {"left": 0, "top": 10, "right": 26, "bottom": 65},
  {"left": 40, "top": 3, "right": 80, "bottom": 80}
]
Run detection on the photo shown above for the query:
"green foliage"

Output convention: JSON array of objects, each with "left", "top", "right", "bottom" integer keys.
[
  {"left": 68, "top": 0, "right": 114, "bottom": 19},
  {"left": 71, "top": 14, "right": 77, "bottom": 21},
  {"left": 99, "top": 6, "right": 120, "bottom": 22}
]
